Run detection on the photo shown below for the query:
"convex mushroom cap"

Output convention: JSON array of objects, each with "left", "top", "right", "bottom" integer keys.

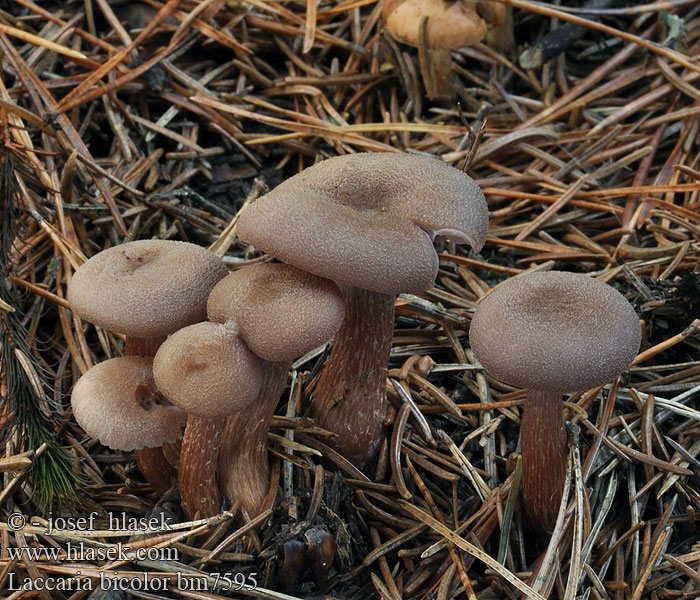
[
  {"left": 382, "top": 0, "right": 505, "bottom": 49},
  {"left": 153, "top": 321, "right": 263, "bottom": 419},
  {"left": 207, "top": 263, "right": 345, "bottom": 362},
  {"left": 71, "top": 356, "right": 186, "bottom": 451},
  {"left": 67, "top": 240, "right": 228, "bottom": 338},
  {"left": 236, "top": 153, "right": 488, "bottom": 295},
  {"left": 470, "top": 272, "right": 641, "bottom": 392}
]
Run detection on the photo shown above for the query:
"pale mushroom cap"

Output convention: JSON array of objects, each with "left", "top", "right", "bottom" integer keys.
[
  {"left": 470, "top": 272, "right": 641, "bottom": 392},
  {"left": 71, "top": 356, "right": 186, "bottom": 451},
  {"left": 67, "top": 240, "right": 228, "bottom": 338},
  {"left": 208, "top": 263, "right": 345, "bottom": 362},
  {"left": 236, "top": 153, "right": 488, "bottom": 296},
  {"left": 383, "top": 0, "right": 487, "bottom": 49},
  {"left": 153, "top": 321, "right": 264, "bottom": 418}
]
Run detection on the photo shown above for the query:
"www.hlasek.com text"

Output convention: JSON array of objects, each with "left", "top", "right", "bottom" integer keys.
[{"left": 7, "top": 541, "right": 178, "bottom": 562}]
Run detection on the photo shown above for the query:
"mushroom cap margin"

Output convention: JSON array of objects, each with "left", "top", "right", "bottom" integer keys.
[
  {"left": 383, "top": 0, "right": 488, "bottom": 50},
  {"left": 237, "top": 153, "right": 488, "bottom": 296},
  {"left": 470, "top": 271, "right": 641, "bottom": 392},
  {"left": 67, "top": 240, "right": 228, "bottom": 338},
  {"left": 208, "top": 263, "right": 345, "bottom": 362},
  {"left": 153, "top": 321, "right": 264, "bottom": 419},
  {"left": 71, "top": 356, "right": 186, "bottom": 451}
]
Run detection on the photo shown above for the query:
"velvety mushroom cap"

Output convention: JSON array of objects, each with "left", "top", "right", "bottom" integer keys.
[
  {"left": 71, "top": 356, "right": 186, "bottom": 451},
  {"left": 470, "top": 272, "right": 641, "bottom": 392},
  {"left": 236, "top": 153, "right": 488, "bottom": 296},
  {"left": 383, "top": 0, "right": 490, "bottom": 49},
  {"left": 207, "top": 264, "right": 345, "bottom": 362},
  {"left": 153, "top": 321, "right": 263, "bottom": 418},
  {"left": 67, "top": 240, "right": 228, "bottom": 338}
]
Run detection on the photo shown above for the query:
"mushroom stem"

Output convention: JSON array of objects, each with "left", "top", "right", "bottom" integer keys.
[
  {"left": 179, "top": 416, "right": 224, "bottom": 518},
  {"left": 218, "top": 360, "right": 290, "bottom": 519},
  {"left": 420, "top": 47, "right": 455, "bottom": 102},
  {"left": 520, "top": 389, "right": 568, "bottom": 531},
  {"left": 125, "top": 335, "right": 166, "bottom": 357},
  {"left": 312, "top": 286, "right": 395, "bottom": 467},
  {"left": 134, "top": 447, "right": 174, "bottom": 495},
  {"left": 125, "top": 334, "right": 175, "bottom": 494},
  {"left": 484, "top": 6, "right": 513, "bottom": 52}
]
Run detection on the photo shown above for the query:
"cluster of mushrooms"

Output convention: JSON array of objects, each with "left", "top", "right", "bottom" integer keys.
[{"left": 69, "top": 151, "right": 640, "bottom": 534}]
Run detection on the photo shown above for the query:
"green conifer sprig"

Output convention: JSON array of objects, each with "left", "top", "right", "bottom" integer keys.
[{"left": 1, "top": 151, "right": 84, "bottom": 512}]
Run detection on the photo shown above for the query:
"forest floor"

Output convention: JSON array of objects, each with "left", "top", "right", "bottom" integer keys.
[{"left": 1, "top": 1, "right": 700, "bottom": 599}]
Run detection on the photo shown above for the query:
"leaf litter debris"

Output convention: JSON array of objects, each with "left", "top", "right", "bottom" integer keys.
[{"left": 1, "top": 1, "right": 699, "bottom": 598}]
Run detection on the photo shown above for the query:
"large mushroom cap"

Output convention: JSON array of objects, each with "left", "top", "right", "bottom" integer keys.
[
  {"left": 67, "top": 240, "right": 228, "bottom": 338},
  {"left": 470, "top": 272, "right": 641, "bottom": 392},
  {"left": 383, "top": 0, "right": 491, "bottom": 50},
  {"left": 208, "top": 263, "right": 345, "bottom": 362},
  {"left": 236, "top": 153, "right": 488, "bottom": 296},
  {"left": 153, "top": 321, "right": 264, "bottom": 418},
  {"left": 71, "top": 356, "right": 186, "bottom": 451}
]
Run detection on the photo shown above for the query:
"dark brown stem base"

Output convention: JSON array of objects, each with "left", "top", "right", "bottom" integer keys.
[
  {"left": 179, "top": 415, "right": 224, "bottom": 519},
  {"left": 126, "top": 334, "right": 176, "bottom": 495},
  {"left": 218, "top": 361, "right": 290, "bottom": 519},
  {"left": 311, "top": 286, "right": 395, "bottom": 468},
  {"left": 134, "top": 447, "right": 174, "bottom": 495},
  {"left": 520, "top": 389, "right": 568, "bottom": 532}
]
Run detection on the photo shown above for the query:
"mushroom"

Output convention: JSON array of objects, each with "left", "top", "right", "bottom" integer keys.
[
  {"left": 67, "top": 239, "right": 228, "bottom": 355},
  {"left": 71, "top": 356, "right": 186, "bottom": 466},
  {"left": 207, "top": 263, "right": 345, "bottom": 518},
  {"left": 382, "top": 0, "right": 507, "bottom": 100},
  {"left": 469, "top": 271, "right": 640, "bottom": 530},
  {"left": 67, "top": 239, "right": 228, "bottom": 491},
  {"left": 153, "top": 321, "right": 264, "bottom": 518},
  {"left": 236, "top": 152, "right": 488, "bottom": 467}
]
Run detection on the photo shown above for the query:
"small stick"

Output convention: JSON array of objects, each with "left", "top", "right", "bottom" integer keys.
[{"left": 519, "top": 0, "right": 620, "bottom": 70}]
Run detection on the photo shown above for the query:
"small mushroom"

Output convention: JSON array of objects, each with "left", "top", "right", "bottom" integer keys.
[
  {"left": 236, "top": 152, "right": 488, "bottom": 467},
  {"left": 153, "top": 321, "right": 264, "bottom": 518},
  {"left": 67, "top": 239, "right": 228, "bottom": 491},
  {"left": 469, "top": 272, "right": 640, "bottom": 530},
  {"left": 207, "top": 263, "right": 345, "bottom": 518},
  {"left": 383, "top": 0, "right": 490, "bottom": 49},
  {"left": 71, "top": 356, "right": 186, "bottom": 493},
  {"left": 382, "top": 0, "right": 507, "bottom": 99}
]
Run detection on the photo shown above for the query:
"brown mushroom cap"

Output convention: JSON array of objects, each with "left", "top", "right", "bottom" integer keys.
[
  {"left": 207, "top": 264, "right": 345, "bottom": 362},
  {"left": 236, "top": 153, "right": 488, "bottom": 296},
  {"left": 153, "top": 321, "right": 263, "bottom": 418},
  {"left": 383, "top": 0, "right": 488, "bottom": 49},
  {"left": 71, "top": 356, "right": 186, "bottom": 451},
  {"left": 470, "top": 272, "right": 641, "bottom": 392},
  {"left": 67, "top": 240, "right": 228, "bottom": 338}
]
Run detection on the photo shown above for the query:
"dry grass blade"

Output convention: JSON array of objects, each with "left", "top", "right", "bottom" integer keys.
[
  {"left": 400, "top": 501, "right": 548, "bottom": 600},
  {"left": 2, "top": 0, "right": 700, "bottom": 597},
  {"left": 0, "top": 23, "right": 87, "bottom": 60},
  {"left": 563, "top": 428, "right": 585, "bottom": 600},
  {"left": 529, "top": 450, "right": 574, "bottom": 596}
]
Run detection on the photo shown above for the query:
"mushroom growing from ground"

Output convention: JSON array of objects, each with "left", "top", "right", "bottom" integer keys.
[
  {"left": 153, "top": 321, "right": 264, "bottom": 518},
  {"left": 207, "top": 263, "right": 345, "bottom": 518},
  {"left": 71, "top": 356, "right": 186, "bottom": 466},
  {"left": 236, "top": 152, "right": 488, "bottom": 467},
  {"left": 382, "top": 0, "right": 507, "bottom": 100},
  {"left": 469, "top": 271, "right": 640, "bottom": 531},
  {"left": 67, "top": 239, "right": 228, "bottom": 492},
  {"left": 153, "top": 264, "right": 344, "bottom": 519}
]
